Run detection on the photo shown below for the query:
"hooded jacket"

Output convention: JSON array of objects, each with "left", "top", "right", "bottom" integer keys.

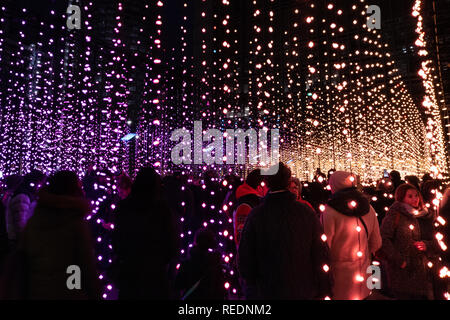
[
  {"left": 6, "top": 194, "right": 37, "bottom": 242},
  {"left": 233, "top": 182, "right": 261, "bottom": 247},
  {"left": 321, "top": 171, "right": 382, "bottom": 300},
  {"left": 238, "top": 191, "right": 332, "bottom": 300},
  {"left": 18, "top": 190, "right": 100, "bottom": 300}
]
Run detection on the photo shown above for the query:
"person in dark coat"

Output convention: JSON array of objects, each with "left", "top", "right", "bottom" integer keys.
[
  {"left": 302, "top": 174, "right": 330, "bottom": 214},
  {"left": 420, "top": 179, "right": 442, "bottom": 205},
  {"left": 238, "top": 162, "right": 332, "bottom": 300},
  {"left": 175, "top": 228, "right": 226, "bottom": 300},
  {"left": 371, "top": 178, "right": 395, "bottom": 224},
  {"left": 389, "top": 170, "right": 405, "bottom": 192},
  {"left": 112, "top": 167, "right": 179, "bottom": 299},
  {"left": 380, "top": 184, "right": 439, "bottom": 299},
  {"left": 19, "top": 170, "right": 100, "bottom": 299},
  {"left": 405, "top": 176, "right": 420, "bottom": 192}
]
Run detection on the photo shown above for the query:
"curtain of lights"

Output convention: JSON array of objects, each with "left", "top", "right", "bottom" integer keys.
[{"left": 0, "top": 0, "right": 448, "bottom": 179}]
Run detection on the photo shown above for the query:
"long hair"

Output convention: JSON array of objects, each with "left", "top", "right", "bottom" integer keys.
[{"left": 394, "top": 183, "right": 424, "bottom": 210}]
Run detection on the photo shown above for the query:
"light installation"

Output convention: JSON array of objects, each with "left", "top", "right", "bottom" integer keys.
[{"left": 0, "top": 0, "right": 449, "bottom": 300}]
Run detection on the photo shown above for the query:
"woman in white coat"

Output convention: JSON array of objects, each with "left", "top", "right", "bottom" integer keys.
[{"left": 321, "top": 171, "right": 382, "bottom": 300}]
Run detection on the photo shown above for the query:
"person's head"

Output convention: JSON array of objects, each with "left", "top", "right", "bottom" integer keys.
[
  {"left": 47, "top": 171, "right": 83, "bottom": 197},
  {"left": 377, "top": 177, "right": 394, "bottom": 193},
  {"left": 288, "top": 177, "right": 302, "bottom": 200},
  {"left": 421, "top": 179, "right": 442, "bottom": 204},
  {"left": 132, "top": 167, "right": 162, "bottom": 199},
  {"left": 27, "top": 169, "right": 47, "bottom": 186},
  {"left": 328, "top": 171, "right": 357, "bottom": 194},
  {"left": 246, "top": 169, "right": 264, "bottom": 190},
  {"left": 395, "top": 183, "right": 423, "bottom": 209},
  {"left": 422, "top": 173, "right": 432, "bottom": 184},
  {"left": 117, "top": 174, "right": 132, "bottom": 200},
  {"left": 405, "top": 175, "right": 420, "bottom": 190},
  {"left": 389, "top": 170, "right": 401, "bottom": 183},
  {"left": 194, "top": 228, "right": 217, "bottom": 251},
  {"left": 266, "top": 162, "right": 291, "bottom": 191}
]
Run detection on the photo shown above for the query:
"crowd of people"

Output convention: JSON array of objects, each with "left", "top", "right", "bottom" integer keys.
[{"left": 0, "top": 163, "right": 448, "bottom": 300}]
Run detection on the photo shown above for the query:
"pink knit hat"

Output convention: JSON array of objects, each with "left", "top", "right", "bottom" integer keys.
[{"left": 328, "top": 171, "right": 357, "bottom": 194}]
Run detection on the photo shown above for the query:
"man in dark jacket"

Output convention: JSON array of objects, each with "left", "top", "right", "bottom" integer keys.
[
  {"left": 238, "top": 162, "right": 332, "bottom": 300},
  {"left": 113, "top": 167, "right": 179, "bottom": 299}
]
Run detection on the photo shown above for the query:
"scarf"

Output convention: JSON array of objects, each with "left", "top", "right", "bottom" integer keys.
[{"left": 395, "top": 201, "right": 429, "bottom": 218}]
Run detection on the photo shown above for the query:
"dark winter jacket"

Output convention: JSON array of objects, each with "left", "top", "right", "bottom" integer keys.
[
  {"left": 371, "top": 190, "right": 395, "bottom": 224},
  {"left": 380, "top": 201, "right": 438, "bottom": 299},
  {"left": 303, "top": 182, "right": 331, "bottom": 213},
  {"left": 175, "top": 246, "right": 226, "bottom": 300},
  {"left": 112, "top": 196, "right": 179, "bottom": 299},
  {"left": 238, "top": 191, "right": 332, "bottom": 300},
  {"left": 19, "top": 191, "right": 100, "bottom": 300}
]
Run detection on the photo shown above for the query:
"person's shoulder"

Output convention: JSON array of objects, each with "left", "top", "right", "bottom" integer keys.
[
  {"left": 292, "top": 200, "right": 312, "bottom": 213},
  {"left": 291, "top": 201, "right": 318, "bottom": 221},
  {"left": 245, "top": 202, "right": 265, "bottom": 221},
  {"left": 385, "top": 202, "right": 402, "bottom": 215}
]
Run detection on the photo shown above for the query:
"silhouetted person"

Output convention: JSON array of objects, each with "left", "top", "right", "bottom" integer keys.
[
  {"left": 303, "top": 179, "right": 330, "bottom": 214},
  {"left": 175, "top": 228, "right": 226, "bottom": 300},
  {"left": 313, "top": 168, "right": 327, "bottom": 184},
  {"left": 389, "top": 170, "right": 404, "bottom": 192},
  {"left": 113, "top": 167, "right": 179, "bottom": 299},
  {"left": 421, "top": 173, "right": 432, "bottom": 185},
  {"left": 405, "top": 175, "right": 420, "bottom": 191},
  {"left": 420, "top": 179, "right": 442, "bottom": 205},
  {"left": 238, "top": 162, "right": 332, "bottom": 299},
  {"left": 372, "top": 178, "right": 395, "bottom": 224},
  {"left": 19, "top": 171, "right": 100, "bottom": 299}
]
